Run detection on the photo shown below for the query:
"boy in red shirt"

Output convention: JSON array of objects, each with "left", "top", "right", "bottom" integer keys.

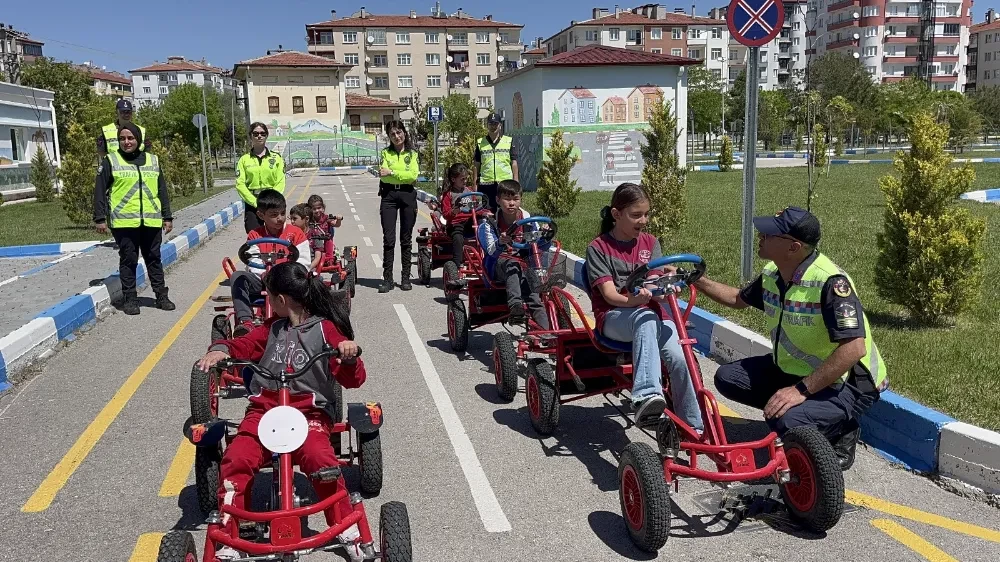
[
  {"left": 290, "top": 203, "right": 324, "bottom": 271},
  {"left": 230, "top": 189, "right": 312, "bottom": 336}
]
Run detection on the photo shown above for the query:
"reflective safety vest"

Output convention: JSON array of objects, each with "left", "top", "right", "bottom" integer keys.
[
  {"left": 379, "top": 148, "right": 419, "bottom": 186},
  {"left": 103, "top": 122, "right": 147, "bottom": 153},
  {"left": 107, "top": 151, "right": 162, "bottom": 228},
  {"left": 236, "top": 151, "right": 286, "bottom": 207},
  {"left": 761, "top": 253, "right": 886, "bottom": 387},
  {"left": 477, "top": 135, "right": 513, "bottom": 184}
]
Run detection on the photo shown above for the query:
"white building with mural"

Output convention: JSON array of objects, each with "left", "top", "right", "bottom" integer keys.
[{"left": 488, "top": 45, "right": 693, "bottom": 191}]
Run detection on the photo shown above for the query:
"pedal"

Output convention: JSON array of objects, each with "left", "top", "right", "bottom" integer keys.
[
  {"left": 309, "top": 466, "right": 342, "bottom": 483},
  {"left": 570, "top": 372, "right": 586, "bottom": 393},
  {"left": 719, "top": 483, "right": 782, "bottom": 518},
  {"left": 656, "top": 417, "right": 681, "bottom": 458},
  {"left": 211, "top": 296, "right": 233, "bottom": 302}
]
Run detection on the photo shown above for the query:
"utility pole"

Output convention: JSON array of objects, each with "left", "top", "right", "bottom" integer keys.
[{"left": 230, "top": 83, "right": 237, "bottom": 169}]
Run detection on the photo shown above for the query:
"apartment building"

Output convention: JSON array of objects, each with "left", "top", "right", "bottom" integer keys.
[
  {"left": 129, "top": 56, "right": 236, "bottom": 106},
  {"left": 76, "top": 63, "right": 133, "bottom": 98},
  {"left": 806, "top": 0, "right": 973, "bottom": 91},
  {"left": 0, "top": 23, "right": 44, "bottom": 82},
  {"left": 304, "top": 4, "right": 524, "bottom": 119},
  {"left": 965, "top": 9, "right": 1000, "bottom": 92}
]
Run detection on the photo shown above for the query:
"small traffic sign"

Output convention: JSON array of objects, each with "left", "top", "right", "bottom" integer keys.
[
  {"left": 727, "top": 0, "right": 785, "bottom": 48},
  {"left": 192, "top": 113, "right": 207, "bottom": 129},
  {"left": 427, "top": 106, "right": 444, "bottom": 123}
]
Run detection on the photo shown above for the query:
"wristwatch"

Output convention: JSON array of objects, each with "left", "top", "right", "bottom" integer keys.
[{"left": 795, "top": 380, "right": 811, "bottom": 397}]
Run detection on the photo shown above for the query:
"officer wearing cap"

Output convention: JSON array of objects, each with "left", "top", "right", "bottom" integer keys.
[
  {"left": 473, "top": 113, "right": 518, "bottom": 215},
  {"left": 693, "top": 206, "right": 887, "bottom": 471},
  {"left": 98, "top": 99, "right": 148, "bottom": 157}
]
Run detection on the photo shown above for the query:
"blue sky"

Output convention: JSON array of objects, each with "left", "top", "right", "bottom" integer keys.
[{"left": 10, "top": 0, "right": 1000, "bottom": 75}]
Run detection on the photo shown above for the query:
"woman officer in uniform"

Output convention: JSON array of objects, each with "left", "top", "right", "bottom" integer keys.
[
  {"left": 376, "top": 120, "right": 420, "bottom": 293},
  {"left": 236, "top": 122, "right": 286, "bottom": 233}
]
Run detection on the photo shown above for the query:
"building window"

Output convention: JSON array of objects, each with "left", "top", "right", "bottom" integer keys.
[
  {"left": 609, "top": 28, "right": 620, "bottom": 40},
  {"left": 586, "top": 30, "right": 599, "bottom": 41},
  {"left": 142, "top": 74, "right": 149, "bottom": 81},
  {"left": 345, "top": 76, "right": 361, "bottom": 88},
  {"left": 398, "top": 75, "right": 413, "bottom": 88},
  {"left": 370, "top": 29, "right": 387, "bottom": 45},
  {"left": 159, "top": 74, "right": 167, "bottom": 81},
  {"left": 314, "top": 75, "right": 331, "bottom": 84},
  {"left": 627, "top": 29, "right": 642, "bottom": 43},
  {"left": 372, "top": 54, "right": 388, "bottom": 67},
  {"left": 688, "top": 28, "right": 703, "bottom": 39},
  {"left": 943, "top": 24, "right": 959, "bottom": 36},
  {"left": 478, "top": 96, "right": 492, "bottom": 109},
  {"left": 711, "top": 48, "right": 722, "bottom": 60},
  {"left": 143, "top": 87, "right": 151, "bottom": 94},
  {"left": 672, "top": 28, "right": 682, "bottom": 39},
  {"left": 862, "top": 5, "right": 878, "bottom": 17},
  {"left": 396, "top": 32, "right": 410, "bottom": 44},
  {"left": 672, "top": 48, "right": 682, "bottom": 56},
  {"left": 793, "top": 22, "right": 801, "bottom": 30},
  {"left": 651, "top": 28, "right": 662, "bottom": 39},
  {"left": 477, "top": 53, "right": 490, "bottom": 65},
  {"left": 864, "top": 46, "right": 877, "bottom": 57},
  {"left": 426, "top": 53, "right": 440, "bottom": 65},
  {"left": 427, "top": 75, "right": 442, "bottom": 87},
  {"left": 319, "top": 31, "right": 334, "bottom": 44},
  {"left": 343, "top": 31, "right": 357, "bottom": 43},
  {"left": 478, "top": 74, "right": 491, "bottom": 86},
  {"left": 688, "top": 48, "right": 702, "bottom": 59},
  {"left": 712, "top": 27, "right": 722, "bottom": 39},
  {"left": 159, "top": 86, "right": 167, "bottom": 94},
  {"left": 268, "top": 96, "right": 279, "bottom": 113},
  {"left": 373, "top": 76, "right": 389, "bottom": 88},
  {"left": 477, "top": 32, "right": 490, "bottom": 43},
  {"left": 316, "top": 96, "right": 328, "bottom": 113},
  {"left": 711, "top": 68, "right": 722, "bottom": 80},
  {"left": 425, "top": 32, "right": 440, "bottom": 43},
  {"left": 185, "top": 73, "right": 193, "bottom": 80},
  {"left": 651, "top": 48, "right": 662, "bottom": 53},
  {"left": 397, "top": 53, "right": 411, "bottom": 65},
  {"left": 292, "top": 96, "right": 304, "bottom": 113},
  {"left": 729, "top": 49, "right": 738, "bottom": 60},
  {"left": 345, "top": 53, "right": 359, "bottom": 65}
]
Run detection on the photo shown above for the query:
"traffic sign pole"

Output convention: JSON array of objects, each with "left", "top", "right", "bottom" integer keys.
[
  {"left": 193, "top": 113, "right": 208, "bottom": 194},
  {"left": 427, "top": 105, "right": 444, "bottom": 194}
]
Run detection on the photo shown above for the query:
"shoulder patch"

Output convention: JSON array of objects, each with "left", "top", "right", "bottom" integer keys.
[
  {"left": 834, "top": 302, "right": 859, "bottom": 329},
  {"left": 832, "top": 277, "right": 852, "bottom": 298}
]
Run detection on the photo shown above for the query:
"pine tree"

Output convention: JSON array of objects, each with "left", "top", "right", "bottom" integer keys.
[
  {"left": 30, "top": 145, "right": 55, "bottom": 202},
  {"left": 640, "top": 99, "right": 686, "bottom": 238},
  {"left": 58, "top": 122, "right": 99, "bottom": 225},
  {"left": 718, "top": 135, "right": 734, "bottom": 172},
  {"left": 162, "top": 134, "right": 197, "bottom": 196},
  {"left": 442, "top": 135, "right": 478, "bottom": 179},
  {"left": 536, "top": 129, "right": 580, "bottom": 217},
  {"left": 875, "top": 111, "right": 985, "bottom": 325}
]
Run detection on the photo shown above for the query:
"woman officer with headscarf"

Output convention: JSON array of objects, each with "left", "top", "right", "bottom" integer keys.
[{"left": 93, "top": 122, "right": 175, "bottom": 316}]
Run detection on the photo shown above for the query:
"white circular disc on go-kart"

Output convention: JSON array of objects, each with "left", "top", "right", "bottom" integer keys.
[{"left": 258, "top": 406, "right": 309, "bottom": 453}]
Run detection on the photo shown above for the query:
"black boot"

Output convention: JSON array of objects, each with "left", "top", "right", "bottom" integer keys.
[
  {"left": 378, "top": 271, "right": 394, "bottom": 293},
  {"left": 122, "top": 291, "right": 140, "bottom": 315},
  {"left": 400, "top": 247, "right": 413, "bottom": 291},
  {"left": 379, "top": 250, "right": 394, "bottom": 293},
  {"left": 400, "top": 272, "right": 412, "bottom": 291},
  {"left": 154, "top": 288, "right": 176, "bottom": 311},
  {"left": 832, "top": 419, "right": 861, "bottom": 471}
]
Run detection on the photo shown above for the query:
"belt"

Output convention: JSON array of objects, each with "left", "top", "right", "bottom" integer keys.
[{"left": 380, "top": 182, "right": 414, "bottom": 192}]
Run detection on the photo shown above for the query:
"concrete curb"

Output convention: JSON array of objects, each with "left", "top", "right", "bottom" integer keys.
[
  {"left": 415, "top": 185, "right": 1000, "bottom": 496},
  {"left": 0, "top": 201, "right": 244, "bottom": 393},
  {"left": 0, "top": 240, "right": 104, "bottom": 258},
  {"left": 960, "top": 188, "right": 1000, "bottom": 203}
]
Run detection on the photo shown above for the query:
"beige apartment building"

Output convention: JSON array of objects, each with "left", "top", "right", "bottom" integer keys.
[
  {"left": 966, "top": 9, "right": 1000, "bottom": 92},
  {"left": 305, "top": 5, "right": 524, "bottom": 119}
]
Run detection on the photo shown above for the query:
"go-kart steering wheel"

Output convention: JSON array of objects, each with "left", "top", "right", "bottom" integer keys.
[
  {"left": 505, "top": 216, "right": 558, "bottom": 250},
  {"left": 623, "top": 254, "right": 706, "bottom": 297},
  {"left": 237, "top": 237, "right": 300, "bottom": 270},
  {"left": 455, "top": 192, "right": 488, "bottom": 213}
]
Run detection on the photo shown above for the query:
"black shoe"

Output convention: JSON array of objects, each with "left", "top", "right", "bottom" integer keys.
[
  {"left": 155, "top": 289, "right": 176, "bottom": 311},
  {"left": 634, "top": 395, "right": 666, "bottom": 428},
  {"left": 833, "top": 420, "right": 861, "bottom": 471},
  {"left": 508, "top": 302, "right": 525, "bottom": 322},
  {"left": 400, "top": 275, "right": 412, "bottom": 291},
  {"left": 378, "top": 276, "right": 394, "bottom": 293},
  {"left": 122, "top": 292, "right": 140, "bottom": 315}
]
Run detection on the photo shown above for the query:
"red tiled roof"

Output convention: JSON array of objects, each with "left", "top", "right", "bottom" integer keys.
[
  {"left": 345, "top": 93, "right": 407, "bottom": 108},
  {"left": 525, "top": 47, "right": 546, "bottom": 55},
  {"left": 534, "top": 45, "right": 697, "bottom": 67},
  {"left": 633, "top": 85, "right": 661, "bottom": 94},
  {"left": 561, "top": 88, "right": 596, "bottom": 99},
  {"left": 236, "top": 51, "right": 350, "bottom": 68},
  {"left": 971, "top": 19, "right": 1000, "bottom": 33},
  {"left": 77, "top": 66, "right": 131, "bottom": 85},
  {"left": 130, "top": 59, "right": 222, "bottom": 73},
  {"left": 604, "top": 96, "right": 626, "bottom": 105},
  {"left": 307, "top": 14, "right": 521, "bottom": 29}
]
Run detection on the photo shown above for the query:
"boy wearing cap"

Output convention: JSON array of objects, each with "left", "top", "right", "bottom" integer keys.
[
  {"left": 693, "top": 206, "right": 887, "bottom": 471},
  {"left": 473, "top": 113, "right": 518, "bottom": 215},
  {"left": 98, "top": 99, "right": 149, "bottom": 157}
]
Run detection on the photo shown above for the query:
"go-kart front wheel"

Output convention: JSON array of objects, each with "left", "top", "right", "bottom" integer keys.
[
  {"left": 525, "top": 359, "right": 559, "bottom": 435},
  {"left": 417, "top": 248, "right": 432, "bottom": 285},
  {"left": 492, "top": 331, "right": 519, "bottom": 402},
  {"left": 442, "top": 261, "right": 460, "bottom": 301},
  {"left": 359, "top": 430, "right": 383, "bottom": 495},
  {"left": 779, "top": 425, "right": 845, "bottom": 532},
  {"left": 155, "top": 530, "right": 197, "bottom": 562},
  {"left": 210, "top": 314, "right": 231, "bottom": 343},
  {"left": 447, "top": 299, "right": 469, "bottom": 352},
  {"left": 379, "top": 501, "right": 413, "bottom": 562},
  {"left": 195, "top": 443, "right": 222, "bottom": 515},
  {"left": 340, "top": 260, "right": 357, "bottom": 298},
  {"left": 618, "top": 442, "right": 671, "bottom": 553},
  {"left": 190, "top": 363, "right": 218, "bottom": 424}
]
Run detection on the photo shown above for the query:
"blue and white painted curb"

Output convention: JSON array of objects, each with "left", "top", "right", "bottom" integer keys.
[
  {"left": 416, "top": 185, "right": 1000, "bottom": 495},
  {"left": 0, "top": 240, "right": 104, "bottom": 259},
  {"left": 960, "top": 188, "right": 1000, "bottom": 203},
  {"left": 0, "top": 201, "right": 244, "bottom": 393}
]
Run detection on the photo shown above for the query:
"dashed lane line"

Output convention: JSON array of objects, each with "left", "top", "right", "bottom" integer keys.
[
  {"left": 872, "top": 519, "right": 960, "bottom": 561},
  {"left": 363, "top": 237, "right": 372, "bottom": 247},
  {"left": 128, "top": 533, "right": 165, "bottom": 562},
  {"left": 158, "top": 439, "right": 195, "bottom": 497}
]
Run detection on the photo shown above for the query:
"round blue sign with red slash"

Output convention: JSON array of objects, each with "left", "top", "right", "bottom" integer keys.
[{"left": 727, "top": 0, "right": 785, "bottom": 47}]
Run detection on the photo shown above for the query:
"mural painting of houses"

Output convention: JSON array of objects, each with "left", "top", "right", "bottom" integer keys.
[
  {"left": 559, "top": 88, "right": 597, "bottom": 125},
  {"left": 629, "top": 85, "right": 665, "bottom": 122},
  {"left": 602, "top": 96, "right": 627, "bottom": 123}
]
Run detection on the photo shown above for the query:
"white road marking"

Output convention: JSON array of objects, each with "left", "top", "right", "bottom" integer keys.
[
  {"left": 353, "top": 214, "right": 361, "bottom": 221},
  {"left": 393, "top": 305, "right": 513, "bottom": 533},
  {"left": 344, "top": 194, "right": 352, "bottom": 202},
  {"left": 372, "top": 254, "right": 382, "bottom": 268},
  {"left": 363, "top": 237, "right": 373, "bottom": 247},
  {"left": 0, "top": 251, "right": 86, "bottom": 287},
  {"left": 358, "top": 224, "right": 366, "bottom": 232}
]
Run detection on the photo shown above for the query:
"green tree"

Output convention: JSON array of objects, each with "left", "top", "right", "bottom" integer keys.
[
  {"left": 718, "top": 135, "right": 734, "bottom": 172},
  {"left": 442, "top": 135, "right": 478, "bottom": 179},
  {"left": 940, "top": 94, "right": 982, "bottom": 152},
  {"left": 640, "top": 99, "right": 686, "bottom": 237},
  {"left": 758, "top": 90, "right": 790, "bottom": 151},
  {"left": 30, "top": 144, "right": 55, "bottom": 202},
  {"left": 536, "top": 129, "right": 580, "bottom": 217},
  {"left": 728, "top": 69, "right": 746, "bottom": 131},
  {"left": 826, "top": 95, "right": 854, "bottom": 156},
  {"left": 688, "top": 66, "right": 724, "bottom": 144},
  {"left": 58, "top": 122, "right": 98, "bottom": 225},
  {"left": 160, "top": 134, "right": 197, "bottom": 197},
  {"left": 806, "top": 52, "right": 877, "bottom": 109},
  {"left": 156, "top": 83, "right": 227, "bottom": 155},
  {"left": 968, "top": 85, "right": 1000, "bottom": 140},
  {"left": 441, "top": 94, "right": 485, "bottom": 142},
  {"left": 21, "top": 58, "right": 100, "bottom": 157},
  {"left": 549, "top": 106, "right": 560, "bottom": 126},
  {"left": 875, "top": 112, "right": 985, "bottom": 325}
]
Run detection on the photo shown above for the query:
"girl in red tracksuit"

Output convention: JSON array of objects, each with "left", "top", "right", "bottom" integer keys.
[
  {"left": 436, "top": 163, "right": 474, "bottom": 273},
  {"left": 197, "top": 261, "right": 367, "bottom": 561}
]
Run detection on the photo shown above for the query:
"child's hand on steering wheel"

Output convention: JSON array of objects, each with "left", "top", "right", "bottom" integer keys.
[
  {"left": 499, "top": 232, "right": 512, "bottom": 246},
  {"left": 337, "top": 340, "right": 359, "bottom": 364},
  {"left": 198, "top": 350, "right": 230, "bottom": 372},
  {"left": 627, "top": 287, "right": 654, "bottom": 306}
]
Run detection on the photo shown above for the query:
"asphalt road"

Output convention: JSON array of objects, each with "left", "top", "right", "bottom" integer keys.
[{"left": 0, "top": 171, "right": 997, "bottom": 562}]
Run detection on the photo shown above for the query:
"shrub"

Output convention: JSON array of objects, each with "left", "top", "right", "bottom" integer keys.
[
  {"left": 30, "top": 145, "right": 55, "bottom": 202},
  {"left": 536, "top": 129, "right": 580, "bottom": 218},
  {"left": 58, "top": 122, "right": 97, "bottom": 225},
  {"left": 640, "top": 99, "right": 687, "bottom": 237},
  {"left": 718, "top": 135, "right": 734, "bottom": 172}
]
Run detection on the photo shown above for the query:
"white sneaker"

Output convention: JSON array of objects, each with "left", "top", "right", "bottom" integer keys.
[
  {"left": 337, "top": 523, "right": 365, "bottom": 562},
  {"left": 214, "top": 546, "right": 242, "bottom": 560}
]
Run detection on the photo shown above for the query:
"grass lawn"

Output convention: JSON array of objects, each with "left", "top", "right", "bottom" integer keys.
[
  {"left": 525, "top": 162, "right": 1000, "bottom": 430},
  {"left": 0, "top": 183, "right": 234, "bottom": 247}
]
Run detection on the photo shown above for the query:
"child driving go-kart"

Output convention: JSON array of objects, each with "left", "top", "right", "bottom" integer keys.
[
  {"left": 436, "top": 163, "right": 476, "bottom": 274},
  {"left": 585, "top": 183, "right": 703, "bottom": 432},
  {"left": 196, "top": 261, "right": 368, "bottom": 561}
]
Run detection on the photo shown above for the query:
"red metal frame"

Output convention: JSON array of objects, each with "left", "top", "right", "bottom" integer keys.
[{"left": 417, "top": 201, "right": 493, "bottom": 275}]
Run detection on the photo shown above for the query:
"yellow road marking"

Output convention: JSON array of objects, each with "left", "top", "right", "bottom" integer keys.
[
  {"left": 128, "top": 532, "right": 165, "bottom": 562},
  {"left": 22, "top": 272, "right": 227, "bottom": 513},
  {"left": 296, "top": 170, "right": 317, "bottom": 204},
  {"left": 871, "top": 519, "right": 960, "bottom": 561},
  {"left": 849, "top": 491, "right": 1000, "bottom": 544},
  {"left": 158, "top": 439, "right": 196, "bottom": 497}
]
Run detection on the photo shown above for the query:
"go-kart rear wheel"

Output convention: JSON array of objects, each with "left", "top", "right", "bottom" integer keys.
[
  {"left": 554, "top": 292, "right": 574, "bottom": 330},
  {"left": 379, "top": 501, "right": 413, "bottom": 562},
  {"left": 331, "top": 380, "right": 344, "bottom": 423},
  {"left": 210, "top": 314, "right": 231, "bottom": 343},
  {"left": 779, "top": 426, "right": 845, "bottom": 532},
  {"left": 492, "top": 331, "right": 519, "bottom": 402},
  {"left": 418, "top": 248, "right": 432, "bottom": 285},
  {"left": 195, "top": 443, "right": 222, "bottom": 516},
  {"left": 442, "top": 260, "right": 460, "bottom": 301},
  {"left": 447, "top": 299, "right": 469, "bottom": 352},
  {"left": 525, "top": 359, "right": 559, "bottom": 435},
  {"left": 618, "top": 442, "right": 671, "bottom": 553},
  {"left": 155, "top": 530, "right": 197, "bottom": 562},
  {"left": 190, "top": 363, "right": 218, "bottom": 424},
  {"left": 359, "top": 430, "right": 383, "bottom": 495},
  {"left": 341, "top": 260, "right": 357, "bottom": 298}
]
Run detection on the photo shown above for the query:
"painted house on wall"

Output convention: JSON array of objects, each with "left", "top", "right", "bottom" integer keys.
[{"left": 489, "top": 44, "right": 695, "bottom": 191}]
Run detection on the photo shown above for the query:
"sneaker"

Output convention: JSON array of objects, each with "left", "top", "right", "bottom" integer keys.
[
  {"left": 233, "top": 321, "right": 254, "bottom": 337},
  {"left": 508, "top": 302, "right": 526, "bottom": 322},
  {"left": 400, "top": 275, "right": 413, "bottom": 291},
  {"left": 337, "top": 523, "right": 365, "bottom": 562},
  {"left": 634, "top": 395, "right": 666, "bottom": 427},
  {"left": 378, "top": 275, "right": 394, "bottom": 294},
  {"left": 214, "top": 546, "right": 243, "bottom": 560}
]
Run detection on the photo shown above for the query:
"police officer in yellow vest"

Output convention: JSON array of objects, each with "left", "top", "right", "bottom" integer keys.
[
  {"left": 693, "top": 207, "right": 886, "bottom": 471},
  {"left": 237, "top": 122, "right": 286, "bottom": 233},
  {"left": 377, "top": 120, "right": 420, "bottom": 293},
  {"left": 97, "top": 99, "right": 149, "bottom": 157},
  {"left": 93, "top": 123, "right": 175, "bottom": 316},
  {"left": 473, "top": 113, "right": 518, "bottom": 215}
]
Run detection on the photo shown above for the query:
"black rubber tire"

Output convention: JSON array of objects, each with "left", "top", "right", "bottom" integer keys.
[
  {"left": 554, "top": 292, "right": 574, "bottom": 330},
  {"left": 525, "top": 359, "right": 559, "bottom": 435},
  {"left": 447, "top": 299, "right": 469, "bottom": 352},
  {"left": 194, "top": 444, "right": 222, "bottom": 516},
  {"left": 340, "top": 261, "right": 357, "bottom": 298},
  {"left": 618, "top": 442, "right": 671, "bottom": 553},
  {"left": 442, "top": 260, "right": 460, "bottom": 301},
  {"left": 331, "top": 380, "right": 344, "bottom": 423},
  {"left": 359, "top": 430, "right": 383, "bottom": 495},
  {"left": 379, "top": 501, "right": 413, "bottom": 562},
  {"left": 190, "top": 363, "right": 217, "bottom": 424},
  {"left": 779, "top": 426, "right": 845, "bottom": 532},
  {"left": 418, "top": 248, "right": 432, "bottom": 285},
  {"left": 156, "top": 530, "right": 197, "bottom": 562},
  {"left": 492, "top": 331, "right": 519, "bottom": 402},
  {"left": 210, "top": 313, "right": 230, "bottom": 342}
]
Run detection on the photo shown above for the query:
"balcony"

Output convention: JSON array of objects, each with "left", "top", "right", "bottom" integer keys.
[
  {"left": 884, "top": 15, "right": 919, "bottom": 23},
  {"left": 827, "top": 0, "right": 859, "bottom": 12},
  {"left": 883, "top": 55, "right": 918, "bottom": 63},
  {"left": 826, "top": 38, "right": 858, "bottom": 49},
  {"left": 829, "top": 19, "right": 860, "bottom": 31},
  {"left": 448, "top": 79, "right": 470, "bottom": 90},
  {"left": 499, "top": 41, "right": 523, "bottom": 51},
  {"left": 447, "top": 35, "right": 470, "bottom": 47},
  {"left": 448, "top": 60, "right": 470, "bottom": 72},
  {"left": 934, "top": 55, "right": 960, "bottom": 63},
  {"left": 778, "top": 50, "right": 792, "bottom": 58},
  {"left": 885, "top": 35, "right": 920, "bottom": 43}
]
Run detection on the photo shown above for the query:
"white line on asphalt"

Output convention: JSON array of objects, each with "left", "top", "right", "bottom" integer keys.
[
  {"left": 358, "top": 224, "right": 366, "bottom": 232},
  {"left": 363, "top": 237, "right": 372, "bottom": 247},
  {"left": 0, "top": 251, "right": 86, "bottom": 287},
  {"left": 372, "top": 254, "right": 382, "bottom": 268},
  {"left": 345, "top": 194, "right": 352, "bottom": 202},
  {"left": 393, "top": 305, "right": 512, "bottom": 533},
  {"left": 353, "top": 214, "right": 361, "bottom": 221}
]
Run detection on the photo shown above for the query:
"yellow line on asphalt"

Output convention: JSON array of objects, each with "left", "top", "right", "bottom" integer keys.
[
  {"left": 871, "top": 518, "right": 960, "bottom": 561},
  {"left": 128, "top": 533, "right": 165, "bottom": 562},
  {"left": 849, "top": 491, "right": 1000, "bottom": 544},
  {"left": 22, "top": 271, "right": 227, "bottom": 513},
  {"left": 296, "top": 170, "right": 317, "bottom": 204},
  {"left": 158, "top": 439, "right": 195, "bottom": 497}
]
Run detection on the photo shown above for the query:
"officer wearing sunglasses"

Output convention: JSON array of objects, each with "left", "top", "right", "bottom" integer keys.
[{"left": 237, "top": 122, "right": 286, "bottom": 232}]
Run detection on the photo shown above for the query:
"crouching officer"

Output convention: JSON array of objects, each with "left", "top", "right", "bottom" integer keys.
[{"left": 693, "top": 206, "right": 886, "bottom": 471}]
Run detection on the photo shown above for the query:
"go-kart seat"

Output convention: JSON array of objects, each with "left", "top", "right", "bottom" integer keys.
[
  {"left": 252, "top": 298, "right": 266, "bottom": 307},
  {"left": 579, "top": 262, "right": 634, "bottom": 354}
]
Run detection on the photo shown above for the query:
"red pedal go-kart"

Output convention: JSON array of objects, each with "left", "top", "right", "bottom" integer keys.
[
  {"left": 161, "top": 345, "right": 408, "bottom": 562},
  {"left": 415, "top": 191, "right": 493, "bottom": 286},
  {"left": 311, "top": 216, "right": 359, "bottom": 298},
  {"left": 517, "top": 254, "right": 845, "bottom": 552}
]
